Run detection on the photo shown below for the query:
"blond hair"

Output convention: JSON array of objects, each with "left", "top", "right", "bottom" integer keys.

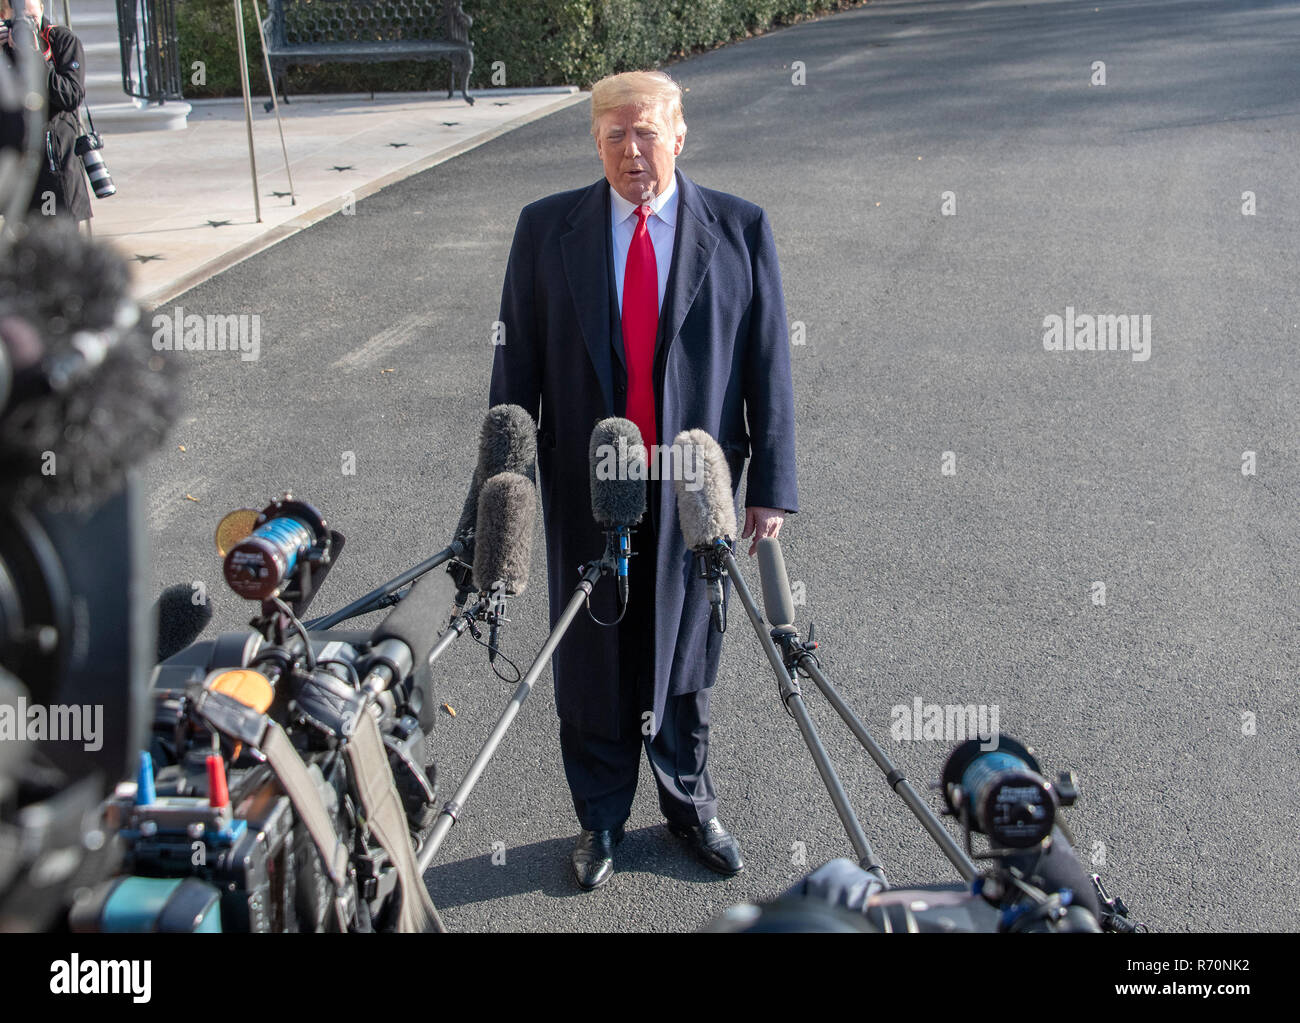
[{"left": 590, "top": 71, "right": 686, "bottom": 138}]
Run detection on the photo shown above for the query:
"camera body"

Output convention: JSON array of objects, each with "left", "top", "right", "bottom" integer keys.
[
  {"left": 709, "top": 735, "right": 1137, "bottom": 934},
  {"left": 74, "top": 131, "right": 115, "bottom": 198},
  {"left": 105, "top": 634, "right": 360, "bottom": 933},
  {"left": 0, "top": 481, "right": 155, "bottom": 932},
  {"left": 74, "top": 497, "right": 441, "bottom": 932}
]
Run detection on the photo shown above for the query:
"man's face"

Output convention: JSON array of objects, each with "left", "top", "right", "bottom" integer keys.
[
  {"left": 3, "top": 0, "right": 44, "bottom": 19},
  {"left": 595, "top": 103, "right": 684, "bottom": 205}
]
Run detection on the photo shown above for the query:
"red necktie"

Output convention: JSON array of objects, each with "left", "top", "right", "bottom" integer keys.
[{"left": 621, "top": 205, "right": 658, "bottom": 447}]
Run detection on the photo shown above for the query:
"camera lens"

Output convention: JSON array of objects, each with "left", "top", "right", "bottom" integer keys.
[{"left": 76, "top": 138, "right": 117, "bottom": 199}]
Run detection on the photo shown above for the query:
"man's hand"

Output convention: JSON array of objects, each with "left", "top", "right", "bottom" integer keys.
[{"left": 741, "top": 506, "right": 784, "bottom": 556}]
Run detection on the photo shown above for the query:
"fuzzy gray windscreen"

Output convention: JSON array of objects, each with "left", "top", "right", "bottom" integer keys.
[
  {"left": 472, "top": 471, "right": 535, "bottom": 596},
  {"left": 454, "top": 403, "right": 537, "bottom": 541},
  {"left": 0, "top": 227, "right": 182, "bottom": 505},
  {"left": 588, "top": 417, "right": 647, "bottom": 527},
  {"left": 672, "top": 428, "right": 737, "bottom": 549}
]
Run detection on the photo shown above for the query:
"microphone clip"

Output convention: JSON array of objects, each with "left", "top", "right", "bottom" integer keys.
[
  {"left": 602, "top": 526, "right": 637, "bottom": 612},
  {"left": 694, "top": 544, "right": 729, "bottom": 634},
  {"left": 483, "top": 589, "right": 510, "bottom": 664},
  {"left": 772, "top": 620, "right": 819, "bottom": 671},
  {"left": 600, "top": 526, "right": 637, "bottom": 571}
]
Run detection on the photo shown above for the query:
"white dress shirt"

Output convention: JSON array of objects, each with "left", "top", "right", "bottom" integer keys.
[{"left": 610, "top": 172, "right": 678, "bottom": 313}]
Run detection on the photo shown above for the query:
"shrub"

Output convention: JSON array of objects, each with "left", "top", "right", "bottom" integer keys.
[{"left": 177, "top": 0, "right": 865, "bottom": 98}]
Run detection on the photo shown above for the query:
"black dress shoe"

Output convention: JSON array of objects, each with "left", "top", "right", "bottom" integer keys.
[
  {"left": 571, "top": 825, "right": 625, "bottom": 890},
  {"left": 667, "top": 817, "right": 744, "bottom": 876}
]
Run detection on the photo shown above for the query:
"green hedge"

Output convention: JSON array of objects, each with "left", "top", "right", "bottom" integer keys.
[{"left": 177, "top": 0, "right": 866, "bottom": 99}]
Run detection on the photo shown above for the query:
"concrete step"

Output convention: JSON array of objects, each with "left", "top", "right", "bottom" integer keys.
[
  {"left": 81, "top": 40, "right": 121, "bottom": 62},
  {"left": 79, "top": 40, "right": 120, "bottom": 58},
  {"left": 68, "top": 29, "right": 120, "bottom": 49},
  {"left": 50, "top": 11, "right": 114, "bottom": 35},
  {"left": 85, "top": 70, "right": 126, "bottom": 102},
  {"left": 90, "top": 99, "right": 191, "bottom": 133},
  {"left": 66, "top": 13, "right": 118, "bottom": 28},
  {"left": 87, "top": 86, "right": 133, "bottom": 107},
  {"left": 51, "top": 13, "right": 117, "bottom": 50},
  {"left": 61, "top": 5, "right": 190, "bottom": 127},
  {"left": 63, "top": 13, "right": 118, "bottom": 27},
  {"left": 60, "top": 1, "right": 119, "bottom": 18}
]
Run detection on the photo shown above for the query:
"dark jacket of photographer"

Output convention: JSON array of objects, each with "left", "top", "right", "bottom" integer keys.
[{"left": 1, "top": 17, "right": 91, "bottom": 221}]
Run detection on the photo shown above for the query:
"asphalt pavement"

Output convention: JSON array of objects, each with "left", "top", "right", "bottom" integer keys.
[{"left": 143, "top": 0, "right": 1300, "bottom": 932}]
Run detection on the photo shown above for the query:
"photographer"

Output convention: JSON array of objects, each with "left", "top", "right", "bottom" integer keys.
[{"left": 0, "top": 0, "right": 91, "bottom": 226}]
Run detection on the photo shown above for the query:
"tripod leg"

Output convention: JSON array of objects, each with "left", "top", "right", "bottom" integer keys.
[{"left": 251, "top": 0, "right": 296, "bottom": 204}]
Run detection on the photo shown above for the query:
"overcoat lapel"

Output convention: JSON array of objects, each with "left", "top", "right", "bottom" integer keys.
[
  {"left": 560, "top": 180, "right": 617, "bottom": 419},
  {"left": 657, "top": 171, "right": 720, "bottom": 362}
]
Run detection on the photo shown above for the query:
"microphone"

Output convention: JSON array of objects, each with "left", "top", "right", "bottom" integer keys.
[
  {"left": 671, "top": 429, "right": 736, "bottom": 630},
  {"left": 672, "top": 428, "right": 737, "bottom": 548},
  {"left": 364, "top": 568, "right": 458, "bottom": 696},
  {"left": 154, "top": 583, "right": 215, "bottom": 662},
  {"left": 449, "top": 404, "right": 536, "bottom": 597},
  {"left": 756, "top": 537, "right": 798, "bottom": 637},
  {"left": 417, "top": 458, "right": 632, "bottom": 872},
  {"left": 589, "top": 417, "right": 647, "bottom": 608},
  {"left": 472, "top": 471, "right": 536, "bottom": 662},
  {"left": 306, "top": 406, "right": 538, "bottom": 636},
  {"left": 0, "top": 228, "right": 182, "bottom": 507}
]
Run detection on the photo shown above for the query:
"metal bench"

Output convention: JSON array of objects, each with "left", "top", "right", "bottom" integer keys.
[{"left": 260, "top": 0, "right": 474, "bottom": 104}]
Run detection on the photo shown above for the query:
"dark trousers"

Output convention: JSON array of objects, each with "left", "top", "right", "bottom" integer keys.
[
  {"left": 559, "top": 479, "right": 718, "bottom": 832},
  {"left": 560, "top": 688, "right": 718, "bottom": 832}
]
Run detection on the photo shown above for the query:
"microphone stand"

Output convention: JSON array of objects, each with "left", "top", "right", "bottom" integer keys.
[
  {"left": 304, "top": 533, "right": 473, "bottom": 631},
  {"left": 780, "top": 631, "right": 978, "bottom": 882},
  {"left": 416, "top": 551, "right": 616, "bottom": 874},
  {"left": 700, "top": 538, "right": 888, "bottom": 885},
  {"left": 707, "top": 537, "right": 979, "bottom": 884}
]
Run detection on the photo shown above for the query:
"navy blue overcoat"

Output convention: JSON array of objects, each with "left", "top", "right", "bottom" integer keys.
[{"left": 489, "top": 170, "right": 798, "bottom": 739}]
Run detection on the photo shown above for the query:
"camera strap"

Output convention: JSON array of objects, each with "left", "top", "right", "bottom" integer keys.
[
  {"left": 345, "top": 706, "right": 443, "bottom": 933},
  {"left": 193, "top": 687, "right": 353, "bottom": 930},
  {"left": 257, "top": 723, "right": 356, "bottom": 931}
]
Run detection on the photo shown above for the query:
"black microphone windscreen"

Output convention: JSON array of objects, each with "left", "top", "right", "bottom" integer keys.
[
  {"left": 473, "top": 471, "right": 535, "bottom": 596},
  {"left": 154, "top": 583, "right": 215, "bottom": 662},
  {"left": 0, "top": 227, "right": 182, "bottom": 506},
  {"left": 672, "top": 429, "right": 737, "bottom": 549},
  {"left": 757, "top": 537, "right": 798, "bottom": 633},
  {"left": 589, "top": 417, "right": 646, "bottom": 528},
  {"left": 371, "top": 568, "right": 457, "bottom": 659}
]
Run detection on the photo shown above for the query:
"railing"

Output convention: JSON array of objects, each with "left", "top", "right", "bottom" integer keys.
[{"left": 115, "top": 0, "right": 183, "bottom": 103}]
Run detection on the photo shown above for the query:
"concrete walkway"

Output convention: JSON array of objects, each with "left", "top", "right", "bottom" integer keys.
[{"left": 86, "top": 88, "right": 587, "bottom": 307}]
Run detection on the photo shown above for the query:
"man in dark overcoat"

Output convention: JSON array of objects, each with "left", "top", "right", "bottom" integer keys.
[{"left": 489, "top": 70, "right": 798, "bottom": 890}]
